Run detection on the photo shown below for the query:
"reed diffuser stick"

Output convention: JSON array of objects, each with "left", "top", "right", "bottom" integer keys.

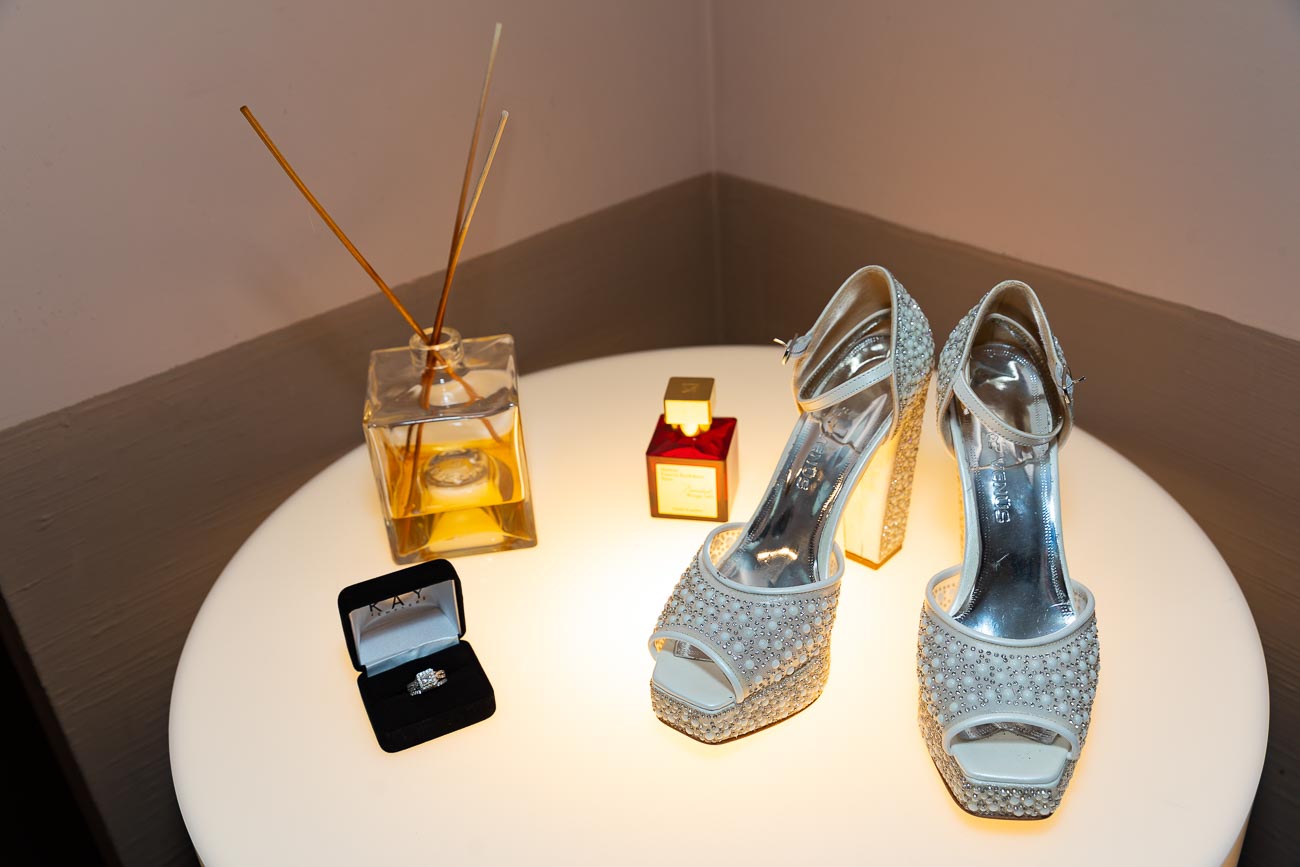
[
  {"left": 445, "top": 27, "right": 500, "bottom": 255},
  {"left": 239, "top": 105, "right": 426, "bottom": 342},
  {"left": 431, "top": 110, "right": 508, "bottom": 342},
  {"left": 240, "top": 105, "right": 499, "bottom": 437},
  {"left": 432, "top": 22, "right": 502, "bottom": 341}
]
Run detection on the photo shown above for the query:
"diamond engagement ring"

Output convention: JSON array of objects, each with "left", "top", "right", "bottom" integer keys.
[{"left": 407, "top": 668, "right": 447, "bottom": 696}]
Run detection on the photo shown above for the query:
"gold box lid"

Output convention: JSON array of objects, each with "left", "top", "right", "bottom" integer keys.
[{"left": 663, "top": 377, "right": 714, "bottom": 436}]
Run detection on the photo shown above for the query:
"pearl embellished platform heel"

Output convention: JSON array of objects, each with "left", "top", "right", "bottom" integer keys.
[
  {"left": 648, "top": 266, "right": 934, "bottom": 743},
  {"left": 917, "top": 280, "right": 1098, "bottom": 818}
]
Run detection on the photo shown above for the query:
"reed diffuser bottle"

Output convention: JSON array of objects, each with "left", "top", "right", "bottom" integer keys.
[
  {"left": 364, "top": 327, "right": 536, "bottom": 563},
  {"left": 241, "top": 22, "right": 526, "bottom": 563}
]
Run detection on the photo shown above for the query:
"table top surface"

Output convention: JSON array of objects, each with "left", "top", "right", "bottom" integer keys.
[{"left": 171, "top": 345, "right": 1268, "bottom": 867}]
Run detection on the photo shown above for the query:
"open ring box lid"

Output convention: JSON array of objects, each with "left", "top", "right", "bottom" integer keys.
[{"left": 338, "top": 559, "right": 495, "bottom": 752}]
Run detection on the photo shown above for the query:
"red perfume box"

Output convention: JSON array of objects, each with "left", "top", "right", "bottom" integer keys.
[{"left": 645, "top": 377, "right": 738, "bottom": 521}]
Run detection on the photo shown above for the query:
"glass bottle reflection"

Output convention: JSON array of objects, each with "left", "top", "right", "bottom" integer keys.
[{"left": 364, "top": 327, "right": 537, "bottom": 563}]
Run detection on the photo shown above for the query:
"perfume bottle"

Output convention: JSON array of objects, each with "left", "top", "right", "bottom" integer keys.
[
  {"left": 645, "top": 377, "right": 738, "bottom": 521},
  {"left": 364, "top": 327, "right": 537, "bottom": 564}
]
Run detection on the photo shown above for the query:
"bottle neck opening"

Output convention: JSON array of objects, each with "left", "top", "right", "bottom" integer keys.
[{"left": 408, "top": 327, "right": 465, "bottom": 371}]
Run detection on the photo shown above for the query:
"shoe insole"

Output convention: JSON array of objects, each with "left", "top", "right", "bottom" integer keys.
[
  {"left": 950, "top": 731, "right": 1069, "bottom": 786},
  {"left": 953, "top": 342, "right": 1074, "bottom": 640},
  {"left": 652, "top": 653, "right": 734, "bottom": 712},
  {"left": 717, "top": 321, "right": 893, "bottom": 590}
]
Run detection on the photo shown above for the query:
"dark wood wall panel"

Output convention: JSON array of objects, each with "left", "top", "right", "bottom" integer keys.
[
  {"left": 715, "top": 173, "right": 1298, "bottom": 865},
  {"left": 0, "top": 176, "right": 716, "bottom": 867}
]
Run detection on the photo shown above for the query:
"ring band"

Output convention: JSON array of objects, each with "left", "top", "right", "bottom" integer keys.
[{"left": 407, "top": 668, "right": 447, "bottom": 696}]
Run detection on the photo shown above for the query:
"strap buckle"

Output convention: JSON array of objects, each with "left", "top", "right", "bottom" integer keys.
[
  {"left": 773, "top": 334, "right": 801, "bottom": 365},
  {"left": 1060, "top": 365, "right": 1086, "bottom": 406}
]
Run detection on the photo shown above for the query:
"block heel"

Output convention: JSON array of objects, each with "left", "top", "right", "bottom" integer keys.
[{"left": 839, "top": 372, "right": 930, "bottom": 568}]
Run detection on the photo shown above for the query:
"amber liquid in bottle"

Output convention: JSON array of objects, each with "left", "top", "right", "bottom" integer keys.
[{"left": 380, "top": 426, "right": 533, "bottom": 559}]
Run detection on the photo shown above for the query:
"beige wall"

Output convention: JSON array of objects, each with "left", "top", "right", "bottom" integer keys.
[
  {"left": 710, "top": 0, "right": 1300, "bottom": 341},
  {"left": 0, "top": 0, "right": 712, "bottom": 429},
  {"left": 6, "top": 1, "right": 1298, "bottom": 430}
]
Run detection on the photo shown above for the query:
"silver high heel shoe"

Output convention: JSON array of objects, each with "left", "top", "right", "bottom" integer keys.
[
  {"left": 917, "top": 280, "right": 1098, "bottom": 817},
  {"left": 648, "top": 265, "right": 934, "bottom": 743}
]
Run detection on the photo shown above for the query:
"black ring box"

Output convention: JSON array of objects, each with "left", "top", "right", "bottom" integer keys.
[{"left": 338, "top": 559, "right": 495, "bottom": 752}]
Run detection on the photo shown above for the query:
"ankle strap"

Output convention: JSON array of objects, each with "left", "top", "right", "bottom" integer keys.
[
  {"left": 792, "top": 309, "right": 895, "bottom": 412},
  {"left": 951, "top": 374, "right": 1061, "bottom": 448},
  {"left": 784, "top": 266, "right": 933, "bottom": 417},
  {"left": 936, "top": 280, "right": 1077, "bottom": 455},
  {"left": 798, "top": 357, "right": 893, "bottom": 413}
]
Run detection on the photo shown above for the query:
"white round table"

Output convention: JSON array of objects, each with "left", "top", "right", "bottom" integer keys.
[{"left": 171, "top": 346, "right": 1268, "bottom": 866}]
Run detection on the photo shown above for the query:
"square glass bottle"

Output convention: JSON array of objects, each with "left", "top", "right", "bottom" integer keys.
[
  {"left": 645, "top": 377, "right": 738, "bottom": 521},
  {"left": 364, "top": 327, "right": 537, "bottom": 564}
]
